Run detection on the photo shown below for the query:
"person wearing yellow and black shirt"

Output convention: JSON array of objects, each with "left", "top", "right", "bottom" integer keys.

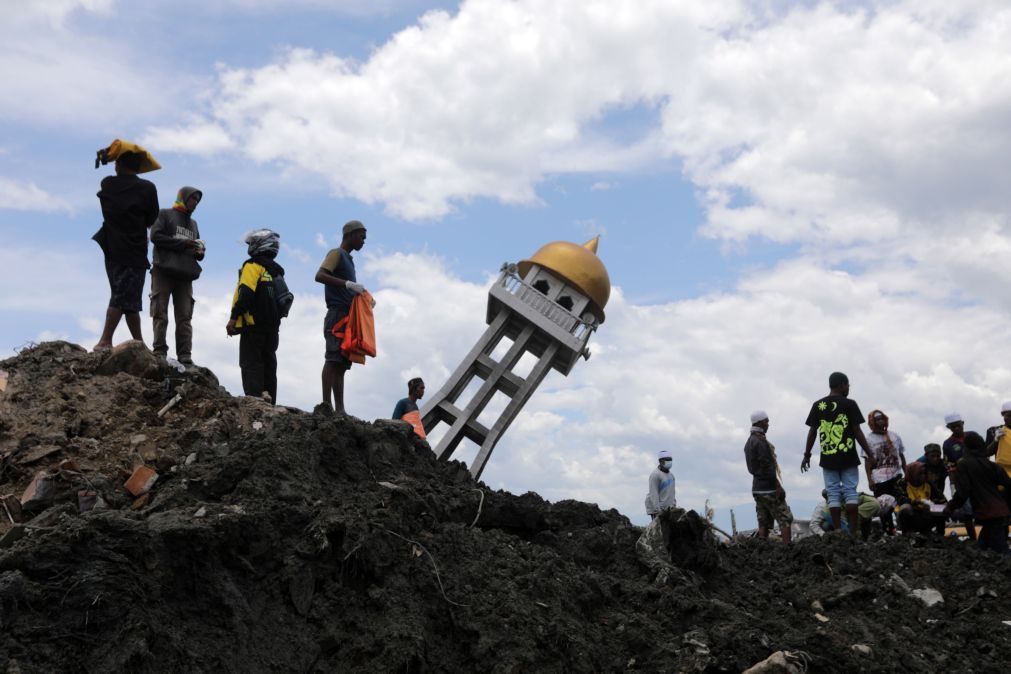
[
  {"left": 984, "top": 401, "right": 1011, "bottom": 478},
  {"left": 227, "top": 230, "right": 285, "bottom": 405}
]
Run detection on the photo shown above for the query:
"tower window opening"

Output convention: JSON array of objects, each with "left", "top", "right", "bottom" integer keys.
[
  {"left": 533, "top": 280, "right": 550, "bottom": 295},
  {"left": 557, "top": 296, "right": 574, "bottom": 311}
]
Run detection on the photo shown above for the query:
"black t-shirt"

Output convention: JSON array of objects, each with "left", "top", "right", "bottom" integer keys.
[
  {"left": 805, "top": 395, "right": 864, "bottom": 469},
  {"left": 96, "top": 174, "right": 159, "bottom": 268}
]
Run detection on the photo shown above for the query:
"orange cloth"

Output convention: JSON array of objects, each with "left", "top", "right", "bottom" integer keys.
[
  {"left": 401, "top": 409, "right": 427, "bottom": 440},
  {"left": 330, "top": 291, "right": 376, "bottom": 365}
]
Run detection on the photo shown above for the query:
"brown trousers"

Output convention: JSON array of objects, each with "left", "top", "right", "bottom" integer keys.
[{"left": 150, "top": 267, "right": 195, "bottom": 359}]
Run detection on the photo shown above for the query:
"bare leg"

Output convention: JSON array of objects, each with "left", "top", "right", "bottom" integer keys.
[
  {"left": 757, "top": 526, "right": 769, "bottom": 540},
  {"left": 321, "top": 362, "right": 346, "bottom": 413},
  {"left": 124, "top": 312, "right": 144, "bottom": 343},
  {"left": 845, "top": 504, "right": 859, "bottom": 537},
  {"left": 781, "top": 526, "right": 792, "bottom": 544},
  {"left": 829, "top": 506, "right": 842, "bottom": 531},
  {"left": 95, "top": 306, "right": 124, "bottom": 350}
]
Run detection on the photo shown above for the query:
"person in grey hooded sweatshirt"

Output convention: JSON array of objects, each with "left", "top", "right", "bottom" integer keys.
[{"left": 150, "top": 186, "right": 204, "bottom": 364}]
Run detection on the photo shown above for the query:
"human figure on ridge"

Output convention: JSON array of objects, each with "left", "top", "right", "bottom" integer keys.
[
  {"left": 945, "top": 431, "right": 1011, "bottom": 555},
  {"left": 645, "top": 450, "right": 676, "bottom": 519},
  {"left": 802, "top": 372, "right": 871, "bottom": 536},
  {"left": 92, "top": 141, "right": 160, "bottom": 352},
  {"left": 150, "top": 186, "right": 204, "bottom": 365},
  {"left": 393, "top": 378, "right": 428, "bottom": 440},
  {"left": 862, "top": 409, "right": 906, "bottom": 534},
  {"left": 984, "top": 401, "right": 1011, "bottom": 478},
  {"left": 226, "top": 229, "right": 287, "bottom": 405},
  {"left": 316, "top": 220, "right": 369, "bottom": 414},
  {"left": 743, "top": 410, "right": 792, "bottom": 543}
]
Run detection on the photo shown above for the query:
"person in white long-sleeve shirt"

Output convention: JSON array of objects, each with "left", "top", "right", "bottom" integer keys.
[{"left": 645, "top": 449, "right": 677, "bottom": 519}]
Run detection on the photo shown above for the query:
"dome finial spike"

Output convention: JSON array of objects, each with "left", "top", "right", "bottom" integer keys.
[{"left": 582, "top": 235, "right": 600, "bottom": 254}]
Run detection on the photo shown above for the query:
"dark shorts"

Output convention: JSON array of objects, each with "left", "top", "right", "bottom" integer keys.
[
  {"left": 324, "top": 306, "right": 352, "bottom": 370},
  {"left": 105, "top": 260, "right": 146, "bottom": 313}
]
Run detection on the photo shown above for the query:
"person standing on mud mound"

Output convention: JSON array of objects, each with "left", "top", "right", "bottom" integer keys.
[
  {"left": 862, "top": 409, "right": 906, "bottom": 534},
  {"left": 150, "top": 186, "right": 204, "bottom": 365},
  {"left": 92, "top": 148, "right": 160, "bottom": 352},
  {"left": 945, "top": 431, "right": 1011, "bottom": 555},
  {"left": 226, "top": 229, "right": 286, "bottom": 405},
  {"left": 644, "top": 450, "right": 676, "bottom": 519},
  {"left": 393, "top": 378, "right": 427, "bottom": 440},
  {"left": 802, "top": 372, "right": 871, "bottom": 536},
  {"left": 984, "top": 401, "right": 1011, "bottom": 478},
  {"left": 315, "top": 220, "right": 368, "bottom": 414},
  {"left": 744, "top": 410, "right": 793, "bottom": 543}
]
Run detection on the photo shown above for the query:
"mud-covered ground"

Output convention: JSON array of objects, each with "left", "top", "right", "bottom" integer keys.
[{"left": 1, "top": 341, "right": 1010, "bottom": 673}]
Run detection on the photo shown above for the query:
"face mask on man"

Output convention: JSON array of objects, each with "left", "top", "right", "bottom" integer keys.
[{"left": 660, "top": 459, "right": 672, "bottom": 471}]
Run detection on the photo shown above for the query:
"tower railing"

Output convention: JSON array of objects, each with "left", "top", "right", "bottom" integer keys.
[{"left": 496, "top": 266, "right": 596, "bottom": 339}]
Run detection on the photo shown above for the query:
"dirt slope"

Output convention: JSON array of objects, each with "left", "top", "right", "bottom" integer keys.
[{"left": 1, "top": 341, "right": 1009, "bottom": 673}]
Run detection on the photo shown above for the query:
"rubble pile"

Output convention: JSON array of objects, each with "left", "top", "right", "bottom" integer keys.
[{"left": 1, "top": 341, "right": 1010, "bottom": 672}]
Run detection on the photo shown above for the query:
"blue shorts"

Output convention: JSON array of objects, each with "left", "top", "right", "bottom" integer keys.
[{"left": 822, "top": 465, "right": 860, "bottom": 508}]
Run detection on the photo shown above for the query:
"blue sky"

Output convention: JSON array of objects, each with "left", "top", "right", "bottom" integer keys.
[{"left": 4, "top": 0, "right": 1011, "bottom": 532}]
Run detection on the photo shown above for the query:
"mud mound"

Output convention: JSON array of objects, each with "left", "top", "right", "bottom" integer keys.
[{"left": 1, "top": 342, "right": 1010, "bottom": 672}]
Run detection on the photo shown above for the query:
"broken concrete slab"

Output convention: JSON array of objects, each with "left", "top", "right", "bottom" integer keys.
[
  {"left": 19, "top": 445, "right": 62, "bottom": 465},
  {"left": 2, "top": 494, "right": 23, "bottom": 523},
  {"left": 124, "top": 466, "right": 158, "bottom": 497},
  {"left": 20, "top": 472, "right": 58, "bottom": 510},
  {"left": 911, "top": 588, "right": 944, "bottom": 608}
]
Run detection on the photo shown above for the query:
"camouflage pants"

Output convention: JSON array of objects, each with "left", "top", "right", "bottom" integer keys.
[{"left": 754, "top": 491, "right": 794, "bottom": 530}]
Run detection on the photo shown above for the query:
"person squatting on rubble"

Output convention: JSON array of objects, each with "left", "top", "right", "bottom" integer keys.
[
  {"left": 92, "top": 147, "right": 160, "bottom": 352},
  {"left": 393, "top": 378, "right": 427, "bottom": 440},
  {"left": 945, "top": 431, "right": 1011, "bottom": 555},
  {"left": 895, "top": 460, "right": 947, "bottom": 536},
  {"left": 984, "top": 401, "right": 1011, "bottom": 478},
  {"left": 802, "top": 372, "right": 871, "bottom": 536},
  {"left": 862, "top": 409, "right": 906, "bottom": 534},
  {"left": 644, "top": 450, "right": 676, "bottom": 519},
  {"left": 316, "top": 220, "right": 369, "bottom": 414},
  {"left": 809, "top": 490, "right": 884, "bottom": 540},
  {"left": 743, "top": 410, "right": 793, "bottom": 543},
  {"left": 150, "top": 186, "right": 204, "bottom": 365},
  {"left": 226, "top": 229, "right": 287, "bottom": 405}
]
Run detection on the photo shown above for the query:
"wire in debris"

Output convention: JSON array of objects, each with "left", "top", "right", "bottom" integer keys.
[
  {"left": 380, "top": 528, "right": 469, "bottom": 608},
  {"left": 470, "top": 489, "right": 485, "bottom": 528}
]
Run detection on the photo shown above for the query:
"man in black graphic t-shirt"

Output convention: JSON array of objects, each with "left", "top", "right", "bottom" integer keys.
[{"left": 802, "top": 371, "right": 871, "bottom": 536}]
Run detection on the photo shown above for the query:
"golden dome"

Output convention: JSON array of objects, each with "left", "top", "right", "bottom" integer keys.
[{"left": 517, "top": 236, "right": 610, "bottom": 323}]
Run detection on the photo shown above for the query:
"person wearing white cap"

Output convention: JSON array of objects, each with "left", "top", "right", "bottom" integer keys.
[
  {"left": 942, "top": 413, "right": 967, "bottom": 467},
  {"left": 744, "top": 410, "right": 793, "bottom": 543},
  {"left": 644, "top": 449, "right": 676, "bottom": 519},
  {"left": 984, "top": 401, "right": 1011, "bottom": 478}
]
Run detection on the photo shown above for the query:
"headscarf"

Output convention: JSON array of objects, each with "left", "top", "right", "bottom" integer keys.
[
  {"left": 965, "top": 431, "right": 987, "bottom": 457},
  {"left": 244, "top": 229, "right": 280, "bottom": 258},
  {"left": 868, "top": 409, "right": 898, "bottom": 463},
  {"left": 904, "top": 461, "right": 926, "bottom": 487},
  {"left": 173, "top": 186, "right": 202, "bottom": 213}
]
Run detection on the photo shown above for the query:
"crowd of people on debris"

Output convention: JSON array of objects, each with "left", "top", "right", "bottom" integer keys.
[
  {"left": 644, "top": 371, "right": 1011, "bottom": 559},
  {"left": 90, "top": 139, "right": 395, "bottom": 419}
]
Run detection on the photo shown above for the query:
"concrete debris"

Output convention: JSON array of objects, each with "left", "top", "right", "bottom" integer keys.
[
  {"left": 252, "top": 421, "right": 264, "bottom": 430},
  {"left": 193, "top": 506, "right": 207, "bottom": 518},
  {"left": 77, "top": 490, "right": 103, "bottom": 513},
  {"left": 124, "top": 466, "right": 158, "bottom": 497},
  {"left": 185, "top": 453, "right": 198, "bottom": 466},
  {"left": 850, "top": 644, "right": 872, "bottom": 656},
  {"left": 2, "top": 494, "right": 24, "bottom": 523},
  {"left": 910, "top": 588, "right": 944, "bottom": 608},
  {"left": 20, "top": 472, "right": 58, "bottom": 510},
  {"left": 94, "top": 340, "right": 161, "bottom": 379},
  {"left": 19, "top": 445, "right": 62, "bottom": 465},
  {"left": 742, "top": 650, "right": 809, "bottom": 674},
  {"left": 814, "top": 613, "right": 830, "bottom": 623}
]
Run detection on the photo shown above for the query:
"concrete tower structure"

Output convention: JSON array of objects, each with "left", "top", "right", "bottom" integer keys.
[{"left": 421, "top": 237, "right": 610, "bottom": 478}]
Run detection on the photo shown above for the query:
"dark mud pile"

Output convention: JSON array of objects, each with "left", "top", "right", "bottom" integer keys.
[{"left": 1, "top": 342, "right": 1010, "bottom": 673}]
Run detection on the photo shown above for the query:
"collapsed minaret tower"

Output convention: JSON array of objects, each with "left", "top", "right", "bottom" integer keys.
[{"left": 421, "top": 237, "right": 610, "bottom": 478}]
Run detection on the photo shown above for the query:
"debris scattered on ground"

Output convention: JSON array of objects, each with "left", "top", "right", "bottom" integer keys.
[{"left": 0, "top": 341, "right": 1009, "bottom": 672}]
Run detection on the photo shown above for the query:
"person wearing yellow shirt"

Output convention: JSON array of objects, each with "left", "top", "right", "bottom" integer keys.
[{"left": 984, "top": 401, "right": 1011, "bottom": 478}]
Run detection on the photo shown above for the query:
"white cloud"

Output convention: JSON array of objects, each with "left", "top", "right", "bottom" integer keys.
[
  {"left": 10, "top": 244, "right": 1004, "bottom": 531},
  {"left": 143, "top": 122, "right": 234, "bottom": 156},
  {"left": 0, "top": 178, "right": 73, "bottom": 213}
]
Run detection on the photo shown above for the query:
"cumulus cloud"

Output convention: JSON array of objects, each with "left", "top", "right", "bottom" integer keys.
[
  {"left": 0, "top": 178, "right": 73, "bottom": 213},
  {"left": 11, "top": 245, "right": 1002, "bottom": 530}
]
